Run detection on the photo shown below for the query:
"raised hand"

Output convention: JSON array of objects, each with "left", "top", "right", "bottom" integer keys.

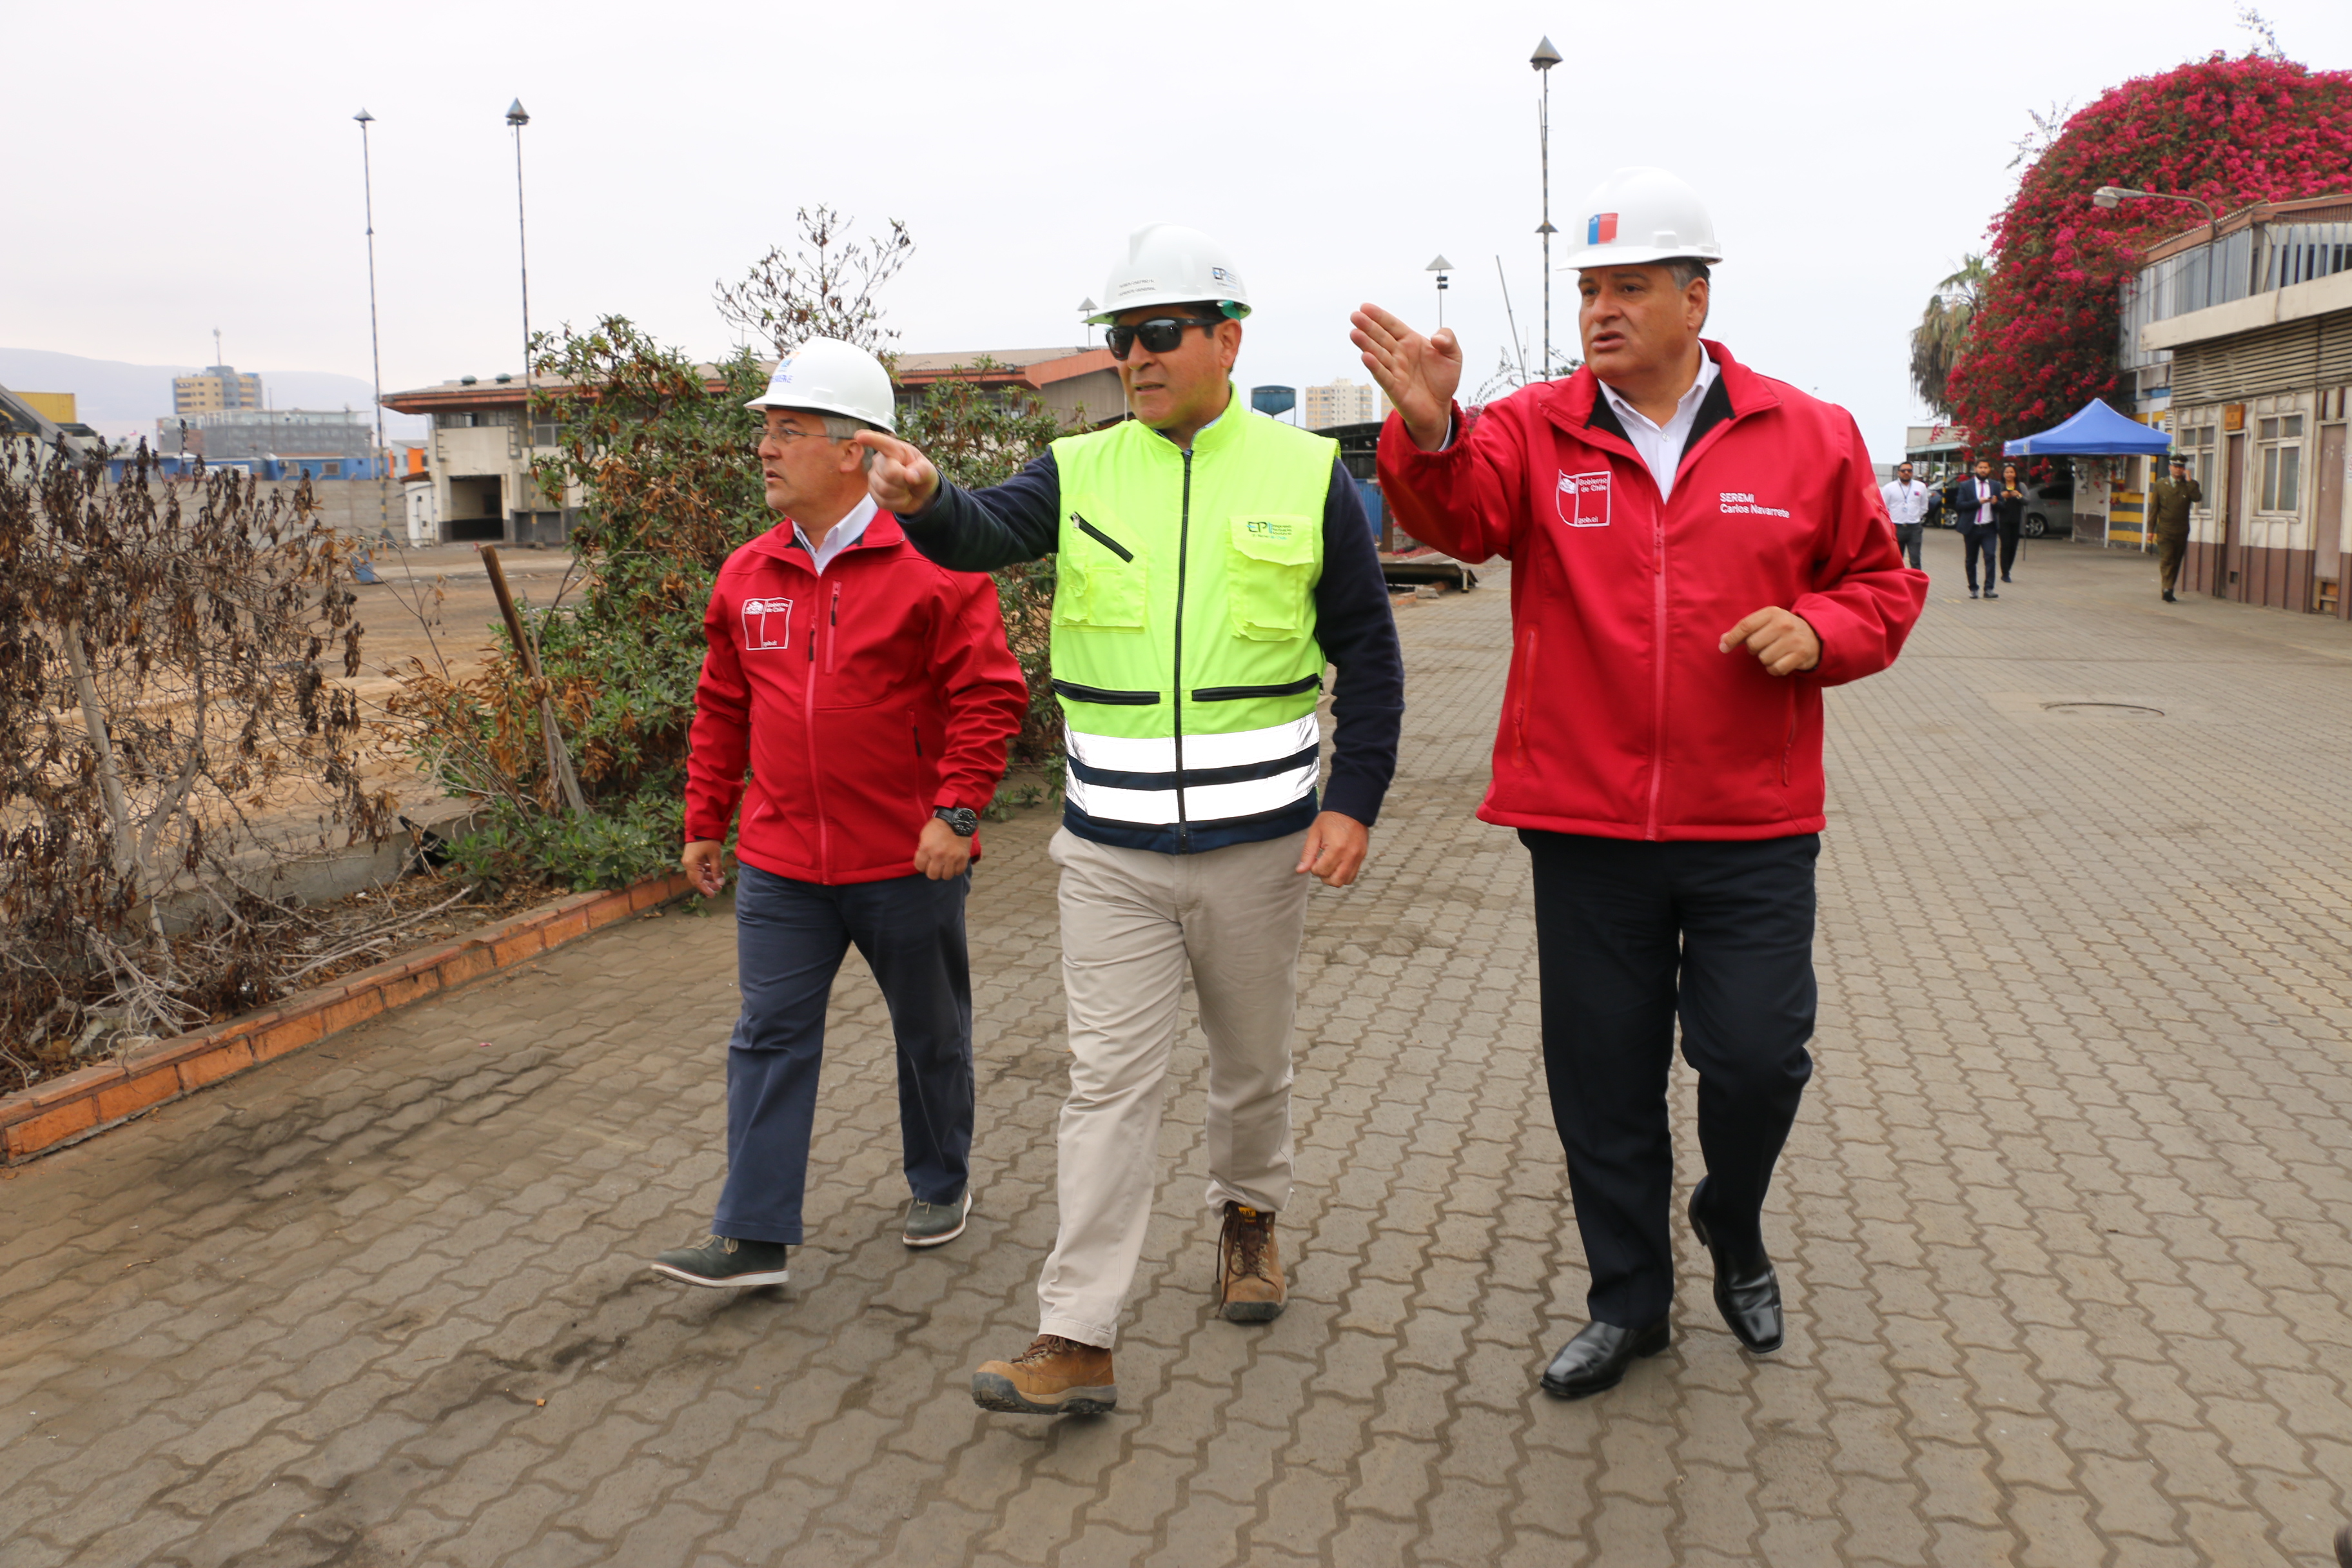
[
  {"left": 854, "top": 430, "right": 941, "bottom": 514},
  {"left": 1348, "top": 304, "right": 1462, "bottom": 452}
]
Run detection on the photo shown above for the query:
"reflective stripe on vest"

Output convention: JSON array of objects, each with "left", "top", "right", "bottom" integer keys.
[{"left": 1050, "top": 397, "right": 1335, "bottom": 839}]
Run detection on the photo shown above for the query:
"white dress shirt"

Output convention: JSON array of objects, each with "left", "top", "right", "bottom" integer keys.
[
  {"left": 793, "top": 494, "right": 877, "bottom": 574},
  {"left": 1597, "top": 353, "right": 1721, "bottom": 502},
  {"left": 1963, "top": 477, "right": 1997, "bottom": 527},
  {"left": 1880, "top": 478, "right": 1930, "bottom": 527}
]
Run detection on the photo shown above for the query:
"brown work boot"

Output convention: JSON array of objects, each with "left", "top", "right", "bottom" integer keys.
[
  {"left": 1215, "top": 1200, "right": 1287, "bottom": 1322},
  {"left": 970, "top": 1335, "right": 1117, "bottom": 1415}
]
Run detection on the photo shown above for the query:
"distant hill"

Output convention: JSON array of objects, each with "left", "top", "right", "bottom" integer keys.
[{"left": 0, "top": 348, "right": 428, "bottom": 444}]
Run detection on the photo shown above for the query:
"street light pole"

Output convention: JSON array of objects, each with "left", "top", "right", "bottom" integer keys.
[
  {"left": 1427, "top": 256, "right": 1453, "bottom": 330},
  {"left": 1531, "top": 36, "right": 1561, "bottom": 380},
  {"left": 354, "top": 110, "right": 391, "bottom": 545},
  {"left": 506, "top": 98, "right": 533, "bottom": 541}
]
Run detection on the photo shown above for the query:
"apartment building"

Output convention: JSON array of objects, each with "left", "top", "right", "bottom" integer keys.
[{"left": 1302, "top": 377, "right": 1389, "bottom": 431}]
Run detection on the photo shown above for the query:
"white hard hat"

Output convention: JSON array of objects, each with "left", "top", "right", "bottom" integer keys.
[
  {"left": 743, "top": 336, "right": 896, "bottom": 433},
  {"left": 1556, "top": 166, "right": 1724, "bottom": 270},
  {"left": 1086, "top": 223, "right": 1252, "bottom": 324}
]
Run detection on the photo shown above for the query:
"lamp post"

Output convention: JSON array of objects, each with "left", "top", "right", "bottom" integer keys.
[
  {"left": 506, "top": 97, "right": 533, "bottom": 541},
  {"left": 1531, "top": 35, "right": 1561, "bottom": 380},
  {"left": 354, "top": 109, "right": 391, "bottom": 545},
  {"left": 2093, "top": 184, "right": 2221, "bottom": 309},
  {"left": 1427, "top": 255, "right": 1453, "bottom": 329},
  {"left": 1078, "top": 297, "right": 1097, "bottom": 349}
]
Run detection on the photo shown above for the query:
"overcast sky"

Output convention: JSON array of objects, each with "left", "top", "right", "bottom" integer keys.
[{"left": 8, "top": 0, "right": 2349, "bottom": 460}]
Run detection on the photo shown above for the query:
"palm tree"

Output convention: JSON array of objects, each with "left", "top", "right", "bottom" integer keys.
[{"left": 1910, "top": 255, "right": 1990, "bottom": 418}]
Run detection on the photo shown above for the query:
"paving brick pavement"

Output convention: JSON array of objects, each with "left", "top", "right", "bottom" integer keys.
[{"left": 7, "top": 528, "right": 2352, "bottom": 1565}]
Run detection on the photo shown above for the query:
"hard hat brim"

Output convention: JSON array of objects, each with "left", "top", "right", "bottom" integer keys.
[
  {"left": 1085, "top": 298, "right": 1251, "bottom": 325},
  {"left": 740, "top": 392, "right": 895, "bottom": 434},
  {"left": 1558, "top": 244, "right": 1725, "bottom": 271}
]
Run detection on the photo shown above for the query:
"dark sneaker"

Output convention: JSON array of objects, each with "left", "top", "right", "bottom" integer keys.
[
  {"left": 650, "top": 1235, "right": 789, "bottom": 1288},
  {"left": 1969, "top": 588, "right": 1979, "bottom": 599},
  {"left": 972, "top": 1335, "right": 1117, "bottom": 1415},
  {"left": 1983, "top": 589, "right": 1999, "bottom": 599},
  {"left": 1214, "top": 1200, "right": 1287, "bottom": 1322},
  {"left": 903, "top": 1189, "right": 972, "bottom": 1248}
]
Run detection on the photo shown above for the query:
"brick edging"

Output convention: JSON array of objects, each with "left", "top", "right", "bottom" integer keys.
[{"left": 1, "top": 869, "right": 698, "bottom": 1165}]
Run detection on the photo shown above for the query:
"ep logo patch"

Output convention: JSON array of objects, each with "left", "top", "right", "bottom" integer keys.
[
  {"left": 740, "top": 597, "right": 794, "bottom": 651},
  {"left": 1556, "top": 471, "right": 1611, "bottom": 528}
]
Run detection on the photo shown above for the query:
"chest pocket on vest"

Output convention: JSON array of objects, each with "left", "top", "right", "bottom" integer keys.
[
  {"left": 1228, "top": 514, "right": 1315, "bottom": 640},
  {"left": 1054, "top": 502, "right": 1146, "bottom": 632}
]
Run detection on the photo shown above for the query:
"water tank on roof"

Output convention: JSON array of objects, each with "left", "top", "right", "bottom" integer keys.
[{"left": 1250, "top": 385, "right": 1297, "bottom": 419}]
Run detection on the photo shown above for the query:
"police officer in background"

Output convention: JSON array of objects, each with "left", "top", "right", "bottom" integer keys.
[
  {"left": 1355, "top": 167, "right": 1926, "bottom": 1398},
  {"left": 861, "top": 225, "right": 1406, "bottom": 1418},
  {"left": 2148, "top": 455, "right": 2202, "bottom": 602}
]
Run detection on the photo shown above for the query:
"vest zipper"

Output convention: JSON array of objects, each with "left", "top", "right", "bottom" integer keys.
[{"left": 1174, "top": 449, "right": 1193, "bottom": 851}]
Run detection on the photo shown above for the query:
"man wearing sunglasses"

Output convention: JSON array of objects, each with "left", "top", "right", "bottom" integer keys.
[{"left": 859, "top": 223, "right": 1405, "bottom": 1418}]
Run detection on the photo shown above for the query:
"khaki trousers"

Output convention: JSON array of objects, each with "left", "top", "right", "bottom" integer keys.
[
  {"left": 2157, "top": 531, "right": 2188, "bottom": 594},
  {"left": 1036, "top": 826, "right": 1311, "bottom": 1349}
]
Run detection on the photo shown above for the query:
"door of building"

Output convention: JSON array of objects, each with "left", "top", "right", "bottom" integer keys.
[
  {"left": 2317, "top": 423, "right": 2348, "bottom": 617},
  {"left": 2218, "top": 433, "right": 2245, "bottom": 600}
]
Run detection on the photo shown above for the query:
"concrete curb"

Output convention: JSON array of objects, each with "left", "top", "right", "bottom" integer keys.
[{"left": 1, "top": 868, "right": 698, "bottom": 1165}]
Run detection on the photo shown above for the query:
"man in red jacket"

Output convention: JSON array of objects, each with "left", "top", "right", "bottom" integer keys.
[
  {"left": 651, "top": 338, "right": 1028, "bottom": 1291},
  {"left": 1354, "top": 167, "right": 1926, "bottom": 1398}
]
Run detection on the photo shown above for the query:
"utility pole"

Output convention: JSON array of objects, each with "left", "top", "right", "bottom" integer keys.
[
  {"left": 355, "top": 110, "right": 391, "bottom": 545},
  {"left": 507, "top": 98, "right": 532, "bottom": 543},
  {"left": 1531, "top": 37, "right": 1562, "bottom": 380},
  {"left": 1427, "top": 256, "right": 1453, "bottom": 329}
]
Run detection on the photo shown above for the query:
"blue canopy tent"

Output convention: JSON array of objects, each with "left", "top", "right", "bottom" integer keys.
[
  {"left": 2002, "top": 397, "right": 2170, "bottom": 457},
  {"left": 2003, "top": 397, "right": 2171, "bottom": 551}
]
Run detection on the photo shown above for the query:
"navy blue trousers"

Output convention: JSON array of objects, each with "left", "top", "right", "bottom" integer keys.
[
  {"left": 1522, "top": 831, "right": 1819, "bottom": 1328},
  {"left": 1958, "top": 523, "right": 2000, "bottom": 592},
  {"left": 713, "top": 863, "right": 975, "bottom": 1246}
]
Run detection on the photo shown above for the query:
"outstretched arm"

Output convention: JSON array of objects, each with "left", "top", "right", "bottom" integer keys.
[{"left": 866, "top": 433, "right": 1064, "bottom": 573}]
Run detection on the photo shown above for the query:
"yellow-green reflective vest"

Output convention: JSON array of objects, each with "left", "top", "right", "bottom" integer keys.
[{"left": 1050, "top": 396, "right": 1337, "bottom": 848}]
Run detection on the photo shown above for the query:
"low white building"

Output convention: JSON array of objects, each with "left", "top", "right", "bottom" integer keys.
[{"left": 2128, "top": 193, "right": 2352, "bottom": 614}]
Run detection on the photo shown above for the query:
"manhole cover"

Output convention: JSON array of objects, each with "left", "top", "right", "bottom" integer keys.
[{"left": 2041, "top": 701, "right": 2164, "bottom": 718}]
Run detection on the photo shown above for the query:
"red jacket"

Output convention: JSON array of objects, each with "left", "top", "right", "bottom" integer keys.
[
  {"left": 1378, "top": 342, "right": 1926, "bottom": 842},
  {"left": 685, "top": 510, "right": 1028, "bottom": 884}
]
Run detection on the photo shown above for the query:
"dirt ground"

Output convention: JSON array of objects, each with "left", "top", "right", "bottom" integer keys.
[{"left": 348, "top": 542, "right": 584, "bottom": 797}]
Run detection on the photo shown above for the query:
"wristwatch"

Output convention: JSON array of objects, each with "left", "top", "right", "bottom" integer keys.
[{"left": 933, "top": 806, "right": 979, "bottom": 838}]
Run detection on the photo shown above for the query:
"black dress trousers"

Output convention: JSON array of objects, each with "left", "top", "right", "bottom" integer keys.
[{"left": 1521, "top": 830, "right": 1819, "bottom": 1328}]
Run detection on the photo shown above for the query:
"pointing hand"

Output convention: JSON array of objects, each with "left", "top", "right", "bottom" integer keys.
[{"left": 855, "top": 430, "right": 941, "bottom": 514}]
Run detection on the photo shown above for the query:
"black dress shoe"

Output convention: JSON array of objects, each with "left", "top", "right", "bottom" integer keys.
[
  {"left": 1689, "top": 1178, "right": 1785, "bottom": 1354},
  {"left": 1539, "top": 1317, "right": 1671, "bottom": 1399},
  {"left": 2162, "top": 591, "right": 2178, "bottom": 603}
]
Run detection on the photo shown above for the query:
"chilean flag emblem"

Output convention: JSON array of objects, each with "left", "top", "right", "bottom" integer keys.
[{"left": 1587, "top": 212, "right": 1618, "bottom": 245}]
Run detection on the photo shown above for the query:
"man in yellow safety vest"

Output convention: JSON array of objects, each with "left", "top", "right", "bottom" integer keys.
[{"left": 861, "top": 223, "right": 1406, "bottom": 1417}]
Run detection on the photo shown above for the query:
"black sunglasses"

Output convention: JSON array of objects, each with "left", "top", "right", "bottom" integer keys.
[{"left": 1105, "top": 317, "right": 1224, "bottom": 360}]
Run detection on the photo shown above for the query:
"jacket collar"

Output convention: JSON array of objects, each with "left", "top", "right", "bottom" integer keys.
[
  {"left": 1546, "top": 339, "right": 1775, "bottom": 468},
  {"left": 746, "top": 506, "right": 905, "bottom": 565}
]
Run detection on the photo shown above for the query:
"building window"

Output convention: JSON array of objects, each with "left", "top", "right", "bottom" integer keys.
[
  {"left": 322, "top": 460, "right": 342, "bottom": 476},
  {"left": 2183, "top": 424, "right": 2217, "bottom": 497},
  {"left": 2257, "top": 415, "right": 2304, "bottom": 511}
]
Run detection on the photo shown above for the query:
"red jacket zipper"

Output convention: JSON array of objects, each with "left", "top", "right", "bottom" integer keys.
[
  {"left": 802, "top": 565, "right": 832, "bottom": 877},
  {"left": 1645, "top": 478, "right": 1669, "bottom": 840}
]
